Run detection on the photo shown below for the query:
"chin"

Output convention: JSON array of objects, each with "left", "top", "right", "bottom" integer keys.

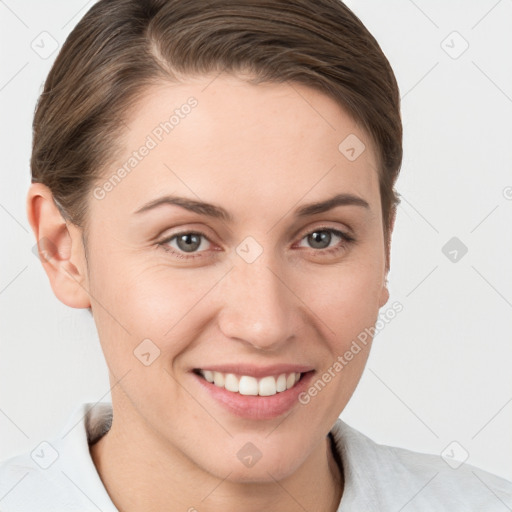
[{"left": 190, "top": 439, "right": 307, "bottom": 484}]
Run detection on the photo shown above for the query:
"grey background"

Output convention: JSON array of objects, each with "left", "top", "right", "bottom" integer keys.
[{"left": 1, "top": 0, "right": 511, "bottom": 482}]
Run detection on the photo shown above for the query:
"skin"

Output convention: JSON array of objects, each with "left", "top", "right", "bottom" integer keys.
[{"left": 27, "top": 74, "right": 394, "bottom": 512}]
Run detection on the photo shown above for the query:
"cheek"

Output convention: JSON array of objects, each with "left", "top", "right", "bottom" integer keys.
[
  {"left": 298, "top": 256, "right": 385, "bottom": 335},
  {"left": 93, "top": 262, "right": 226, "bottom": 363},
  {"left": 294, "top": 263, "right": 383, "bottom": 412}
]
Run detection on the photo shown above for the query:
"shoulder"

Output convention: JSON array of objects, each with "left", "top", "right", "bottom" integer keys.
[
  {"left": 0, "top": 449, "right": 74, "bottom": 511},
  {"left": 0, "top": 402, "right": 116, "bottom": 512},
  {"left": 330, "top": 419, "right": 512, "bottom": 511}
]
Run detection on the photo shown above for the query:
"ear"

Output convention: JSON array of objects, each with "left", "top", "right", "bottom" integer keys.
[
  {"left": 379, "top": 204, "right": 397, "bottom": 308},
  {"left": 378, "top": 281, "right": 390, "bottom": 309},
  {"left": 27, "top": 182, "right": 91, "bottom": 309},
  {"left": 384, "top": 204, "right": 396, "bottom": 274}
]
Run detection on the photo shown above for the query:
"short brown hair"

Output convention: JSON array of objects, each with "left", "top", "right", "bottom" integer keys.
[{"left": 31, "top": 0, "right": 402, "bottom": 268}]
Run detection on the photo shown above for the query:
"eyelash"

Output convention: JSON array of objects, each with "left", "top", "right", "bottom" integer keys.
[{"left": 156, "top": 226, "right": 355, "bottom": 260}]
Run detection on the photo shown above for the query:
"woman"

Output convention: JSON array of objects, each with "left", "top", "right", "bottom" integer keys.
[{"left": 1, "top": 0, "right": 511, "bottom": 510}]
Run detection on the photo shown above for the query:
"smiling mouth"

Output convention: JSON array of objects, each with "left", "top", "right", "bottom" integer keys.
[{"left": 194, "top": 369, "right": 306, "bottom": 396}]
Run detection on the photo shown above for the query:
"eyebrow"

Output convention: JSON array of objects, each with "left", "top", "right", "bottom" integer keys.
[{"left": 133, "top": 193, "right": 370, "bottom": 222}]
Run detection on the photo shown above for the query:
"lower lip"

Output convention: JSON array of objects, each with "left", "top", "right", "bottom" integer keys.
[{"left": 192, "top": 371, "right": 316, "bottom": 420}]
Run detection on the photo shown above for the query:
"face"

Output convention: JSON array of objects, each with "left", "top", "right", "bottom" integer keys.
[{"left": 79, "top": 74, "right": 389, "bottom": 481}]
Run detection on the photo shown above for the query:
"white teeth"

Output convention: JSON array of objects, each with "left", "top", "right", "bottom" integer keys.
[
  {"left": 239, "top": 376, "right": 259, "bottom": 396},
  {"left": 224, "top": 373, "right": 239, "bottom": 393},
  {"left": 203, "top": 370, "right": 214, "bottom": 383},
  {"left": 276, "top": 373, "right": 287, "bottom": 392},
  {"left": 213, "top": 371, "right": 225, "bottom": 387},
  {"left": 258, "top": 376, "right": 277, "bottom": 396},
  {"left": 199, "top": 370, "right": 304, "bottom": 396}
]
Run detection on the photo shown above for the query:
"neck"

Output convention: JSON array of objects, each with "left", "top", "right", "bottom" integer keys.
[{"left": 90, "top": 405, "right": 343, "bottom": 512}]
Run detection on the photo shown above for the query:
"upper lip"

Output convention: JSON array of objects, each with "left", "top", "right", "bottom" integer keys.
[{"left": 193, "top": 364, "right": 315, "bottom": 378}]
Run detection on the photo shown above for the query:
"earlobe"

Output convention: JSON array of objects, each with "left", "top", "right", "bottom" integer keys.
[
  {"left": 379, "top": 281, "right": 390, "bottom": 308},
  {"left": 26, "top": 183, "right": 91, "bottom": 309}
]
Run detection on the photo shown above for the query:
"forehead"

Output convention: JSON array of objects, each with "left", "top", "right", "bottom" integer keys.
[{"left": 91, "top": 74, "right": 380, "bottom": 224}]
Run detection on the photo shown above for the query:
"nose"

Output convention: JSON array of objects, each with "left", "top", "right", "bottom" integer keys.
[{"left": 217, "top": 251, "right": 300, "bottom": 351}]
